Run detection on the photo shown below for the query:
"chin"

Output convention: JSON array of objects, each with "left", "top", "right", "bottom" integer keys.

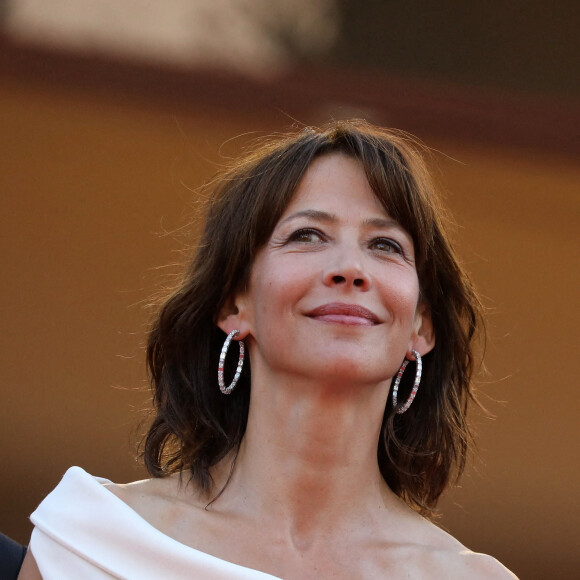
[{"left": 307, "top": 355, "right": 391, "bottom": 388}]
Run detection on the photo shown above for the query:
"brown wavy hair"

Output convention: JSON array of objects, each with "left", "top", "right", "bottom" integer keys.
[{"left": 143, "top": 120, "right": 483, "bottom": 517}]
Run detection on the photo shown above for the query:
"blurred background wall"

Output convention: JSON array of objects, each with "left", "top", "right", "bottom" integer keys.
[{"left": 1, "top": 2, "right": 578, "bottom": 578}]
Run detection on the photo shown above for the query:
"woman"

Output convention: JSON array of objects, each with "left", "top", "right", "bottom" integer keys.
[{"left": 20, "top": 121, "right": 516, "bottom": 578}]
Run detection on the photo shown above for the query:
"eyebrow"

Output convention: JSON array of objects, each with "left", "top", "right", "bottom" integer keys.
[
  {"left": 278, "top": 209, "right": 336, "bottom": 226},
  {"left": 279, "top": 210, "right": 401, "bottom": 230},
  {"left": 363, "top": 217, "right": 401, "bottom": 229}
]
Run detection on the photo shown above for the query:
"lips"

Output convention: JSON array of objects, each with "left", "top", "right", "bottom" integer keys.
[{"left": 306, "top": 303, "right": 381, "bottom": 326}]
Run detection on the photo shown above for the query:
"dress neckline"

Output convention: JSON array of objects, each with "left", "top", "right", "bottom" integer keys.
[{"left": 52, "top": 466, "right": 283, "bottom": 579}]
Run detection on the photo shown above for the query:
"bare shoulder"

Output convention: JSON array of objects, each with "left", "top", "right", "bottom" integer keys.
[
  {"left": 396, "top": 514, "right": 517, "bottom": 579},
  {"left": 449, "top": 550, "right": 518, "bottom": 579},
  {"left": 102, "top": 473, "right": 180, "bottom": 503},
  {"left": 102, "top": 472, "right": 202, "bottom": 527},
  {"left": 418, "top": 526, "right": 517, "bottom": 579}
]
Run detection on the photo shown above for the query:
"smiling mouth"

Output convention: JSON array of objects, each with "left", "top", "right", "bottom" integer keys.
[{"left": 306, "top": 303, "right": 380, "bottom": 326}]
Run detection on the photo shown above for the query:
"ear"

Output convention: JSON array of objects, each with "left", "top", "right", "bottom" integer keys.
[
  {"left": 216, "top": 293, "right": 252, "bottom": 339},
  {"left": 409, "top": 303, "right": 435, "bottom": 358}
]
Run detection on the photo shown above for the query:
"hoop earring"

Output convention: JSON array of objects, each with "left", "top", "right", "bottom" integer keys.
[
  {"left": 218, "top": 330, "right": 245, "bottom": 395},
  {"left": 392, "top": 349, "right": 422, "bottom": 414}
]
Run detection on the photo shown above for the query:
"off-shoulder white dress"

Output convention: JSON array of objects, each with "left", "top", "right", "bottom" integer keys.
[{"left": 29, "top": 467, "right": 281, "bottom": 579}]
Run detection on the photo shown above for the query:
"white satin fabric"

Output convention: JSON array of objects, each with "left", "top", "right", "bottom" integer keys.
[{"left": 30, "top": 467, "right": 281, "bottom": 579}]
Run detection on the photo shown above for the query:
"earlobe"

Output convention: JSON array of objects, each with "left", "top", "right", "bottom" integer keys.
[
  {"left": 217, "top": 313, "right": 240, "bottom": 337},
  {"left": 217, "top": 294, "right": 251, "bottom": 339},
  {"left": 410, "top": 305, "right": 436, "bottom": 358}
]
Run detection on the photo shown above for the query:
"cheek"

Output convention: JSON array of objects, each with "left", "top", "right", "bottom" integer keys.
[
  {"left": 380, "top": 272, "right": 420, "bottom": 317},
  {"left": 250, "top": 265, "right": 302, "bottom": 326},
  {"left": 258, "top": 259, "right": 314, "bottom": 299}
]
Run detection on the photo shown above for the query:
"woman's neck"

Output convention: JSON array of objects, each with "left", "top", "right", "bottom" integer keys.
[{"left": 211, "top": 369, "right": 401, "bottom": 546}]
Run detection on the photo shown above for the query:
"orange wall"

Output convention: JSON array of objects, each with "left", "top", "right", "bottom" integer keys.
[{"left": 1, "top": 73, "right": 578, "bottom": 579}]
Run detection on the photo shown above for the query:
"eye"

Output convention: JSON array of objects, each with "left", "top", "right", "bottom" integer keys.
[
  {"left": 370, "top": 237, "right": 403, "bottom": 255},
  {"left": 288, "top": 228, "right": 326, "bottom": 244}
]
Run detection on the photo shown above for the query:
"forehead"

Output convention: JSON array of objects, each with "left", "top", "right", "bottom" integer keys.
[{"left": 280, "top": 152, "right": 387, "bottom": 219}]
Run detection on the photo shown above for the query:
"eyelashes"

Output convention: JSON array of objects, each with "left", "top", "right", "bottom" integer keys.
[
  {"left": 286, "top": 228, "right": 405, "bottom": 256},
  {"left": 368, "top": 237, "right": 404, "bottom": 255},
  {"left": 287, "top": 228, "right": 326, "bottom": 244}
]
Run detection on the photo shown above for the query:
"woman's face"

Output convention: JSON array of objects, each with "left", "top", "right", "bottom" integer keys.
[{"left": 220, "top": 153, "right": 434, "bottom": 388}]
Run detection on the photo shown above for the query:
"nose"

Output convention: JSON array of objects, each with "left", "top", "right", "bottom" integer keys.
[{"left": 322, "top": 245, "right": 371, "bottom": 291}]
